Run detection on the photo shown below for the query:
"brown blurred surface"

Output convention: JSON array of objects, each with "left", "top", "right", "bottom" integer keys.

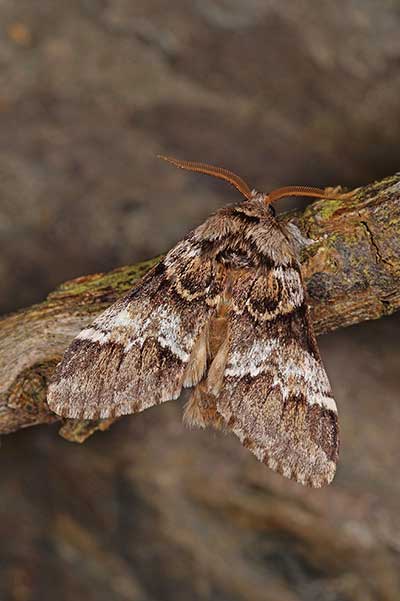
[
  {"left": 1, "top": 318, "right": 400, "bottom": 601},
  {"left": 1, "top": 1, "right": 400, "bottom": 600},
  {"left": 1, "top": 0, "right": 400, "bottom": 315}
]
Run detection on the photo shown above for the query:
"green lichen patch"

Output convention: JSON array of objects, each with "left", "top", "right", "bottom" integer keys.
[{"left": 49, "top": 256, "right": 161, "bottom": 301}]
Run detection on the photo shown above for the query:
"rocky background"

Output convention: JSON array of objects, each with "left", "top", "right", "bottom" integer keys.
[{"left": 1, "top": 2, "right": 400, "bottom": 600}]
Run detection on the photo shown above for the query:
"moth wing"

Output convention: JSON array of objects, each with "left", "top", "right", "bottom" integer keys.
[
  {"left": 48, "top": 238, "right": 223, "bottom": 420},
  {"left": 188, "top": 265, "right": 339, "bottom": 488}
]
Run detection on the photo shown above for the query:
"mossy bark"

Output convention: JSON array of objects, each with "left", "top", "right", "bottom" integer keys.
[{"left": 1, "top": 174, "right": 399, "bottom": 441}]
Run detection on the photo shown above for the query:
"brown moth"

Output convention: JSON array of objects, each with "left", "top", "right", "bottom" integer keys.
[{"left": 48, "top": 157, "right": 339, "bottom": 487}]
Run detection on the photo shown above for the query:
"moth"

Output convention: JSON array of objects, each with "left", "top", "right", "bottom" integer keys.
[{"left": 48, "top": 156, "right": 339, "bottom": 487}]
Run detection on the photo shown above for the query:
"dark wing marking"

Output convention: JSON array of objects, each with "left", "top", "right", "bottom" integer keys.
[
  {"left": 186, "top": 263, "right": 339, "bottom": 488},
  {"left": 48, "top": 236, "right": 225, "bottom": 420}
]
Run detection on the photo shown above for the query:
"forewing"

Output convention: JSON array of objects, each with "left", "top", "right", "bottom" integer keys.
[
  {"left": 196, "top": 263, "right": 339, "bottom": 487},
  {"left": 48, "top": 236, "right": 224, "bottom": 419}
]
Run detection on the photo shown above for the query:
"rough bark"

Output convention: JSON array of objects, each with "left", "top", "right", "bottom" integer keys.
[{"left": 1, "top": 173, "right": 399, "bottom": 440}]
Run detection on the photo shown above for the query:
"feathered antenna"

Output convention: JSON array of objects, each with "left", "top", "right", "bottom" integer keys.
[
  {"left": 267, "top": 185, "right": 327, "bottom": 204},
  {"left": 159, "top": 155, "right": 329, "bottom": 204},
  {"left": 158, "top": 155, "right": 253, "bottom": 200}
]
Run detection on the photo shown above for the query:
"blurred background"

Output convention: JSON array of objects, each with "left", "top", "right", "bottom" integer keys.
[{"left": 1, "top": 1, "right": 400, "bottom": 600}]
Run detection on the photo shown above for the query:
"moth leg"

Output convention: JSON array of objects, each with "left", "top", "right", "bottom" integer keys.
[
  {"left": 183, "top": 383, "right": 225, "bottom": 430},
  {"left": 182, "top": 324, "right": 209, "bottom": 388},
  {"left": 183, "top": 330, "right": 229, "bottom": 431},
  {"left": 183, "top": 381, "right": 226, "bottom": 430}
]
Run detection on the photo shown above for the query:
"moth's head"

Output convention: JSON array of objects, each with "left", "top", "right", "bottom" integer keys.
[{"left": 158, "top": 155, "right": 328, "bottom": 211}]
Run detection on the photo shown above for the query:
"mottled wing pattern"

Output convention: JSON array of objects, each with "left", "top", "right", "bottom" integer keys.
[
  {"left": 48, "top": 235, "right": 224, "bottom": 419},
  {"left": 49, "top": 192, "right": 339, "bottom": 487},
  {"left": 221, "top": 298, "right": 338, "bottom": 487},
  {"left": 185, "top": 211, "right": 339, "bottom": 487}
]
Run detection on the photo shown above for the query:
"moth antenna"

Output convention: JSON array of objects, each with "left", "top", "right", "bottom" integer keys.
[
  {"left": 158, "top": 155, "right": 253, "bottom": 200},
  {"left": 267, "top": 186, "right": 327, "bottom": 204}
]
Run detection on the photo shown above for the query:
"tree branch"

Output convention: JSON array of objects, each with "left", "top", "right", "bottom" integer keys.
[{"left": 1, "top": 174, "right": 399, "bottom": 441}]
